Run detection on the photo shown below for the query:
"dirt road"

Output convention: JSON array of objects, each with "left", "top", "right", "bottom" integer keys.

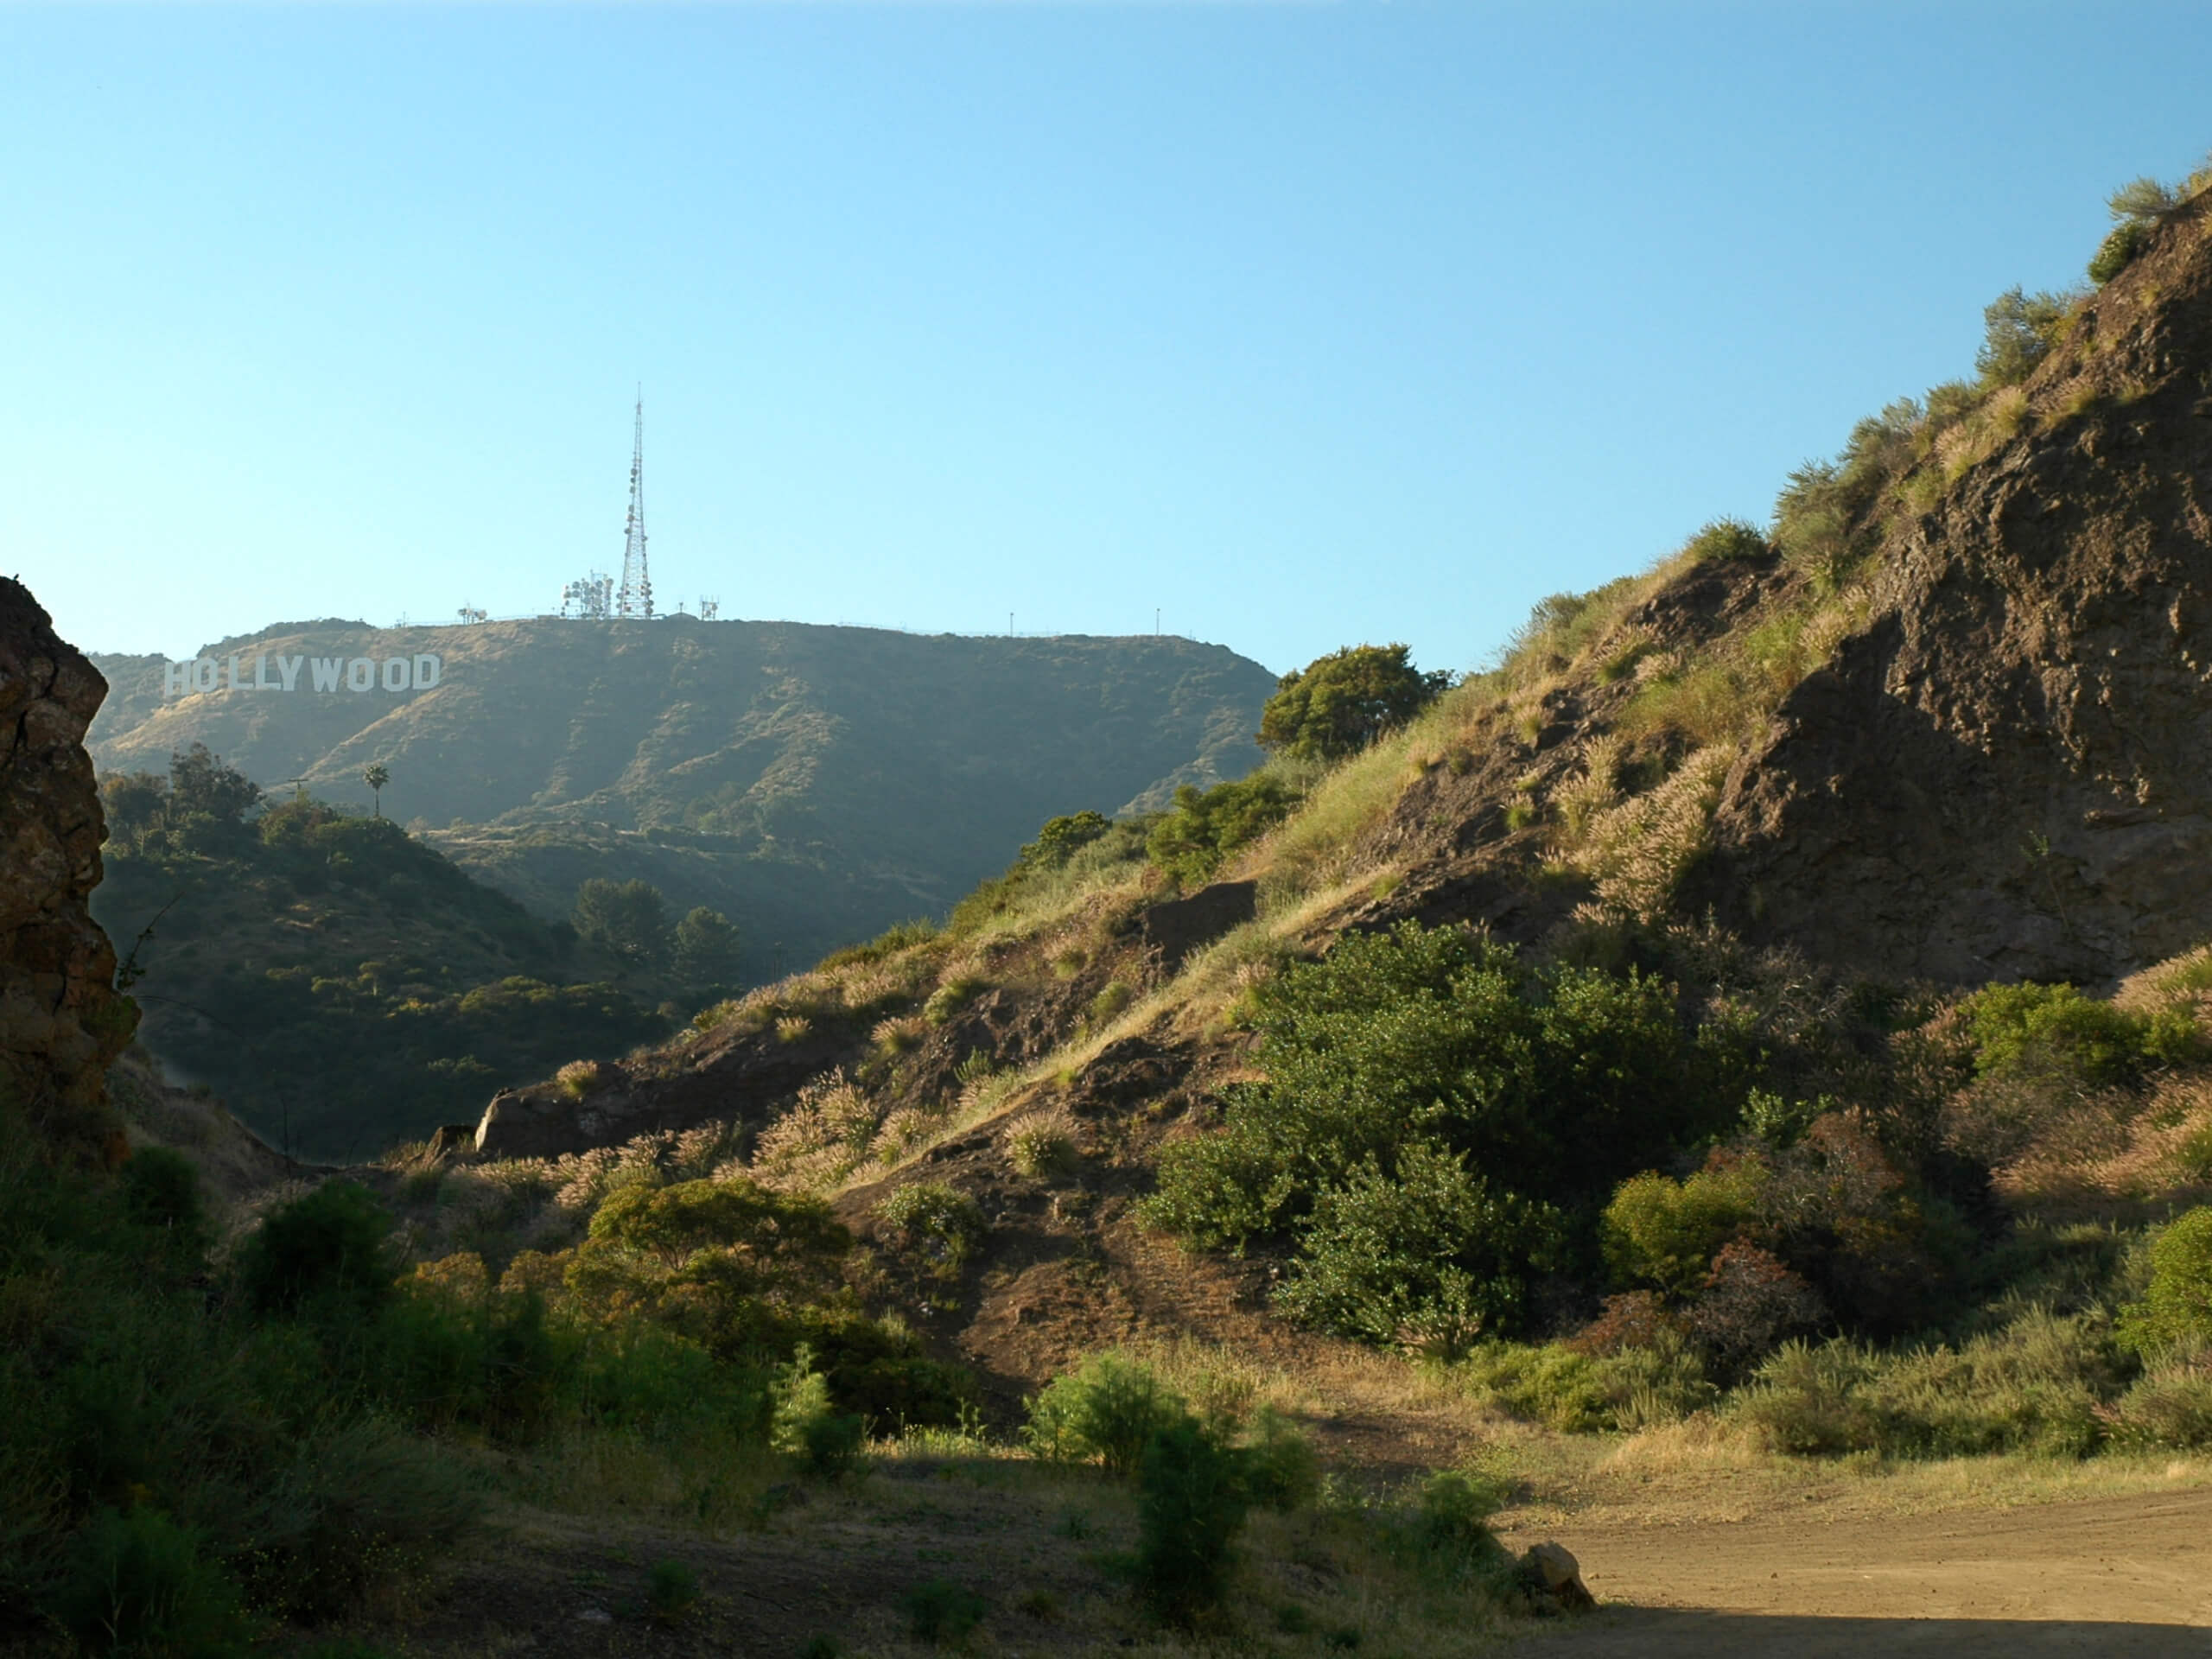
[{"left": 1503, "top": 1486, "right": 2212, "bottom": 1655}]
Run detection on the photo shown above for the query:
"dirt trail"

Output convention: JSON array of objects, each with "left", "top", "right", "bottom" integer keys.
[{"left": 1502, "top": 1486, "right": 2212, "bottom": 1655}]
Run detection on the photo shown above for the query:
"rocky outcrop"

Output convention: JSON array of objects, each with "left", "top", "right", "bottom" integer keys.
[
  {"left": 1699, "top": 194, "right": 2212, "bottom": 985},
  {"left": 0, "top": 577, "right": 134, "bottom": 1150}
]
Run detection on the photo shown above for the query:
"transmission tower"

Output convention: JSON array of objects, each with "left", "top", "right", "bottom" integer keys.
[{"left": 616, "top": 390, "right": 653, "bottom": 619}]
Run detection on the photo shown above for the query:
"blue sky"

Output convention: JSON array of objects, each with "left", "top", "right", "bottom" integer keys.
[{"left": 9, "top": 3, "right": 2210, "bottom": 678}]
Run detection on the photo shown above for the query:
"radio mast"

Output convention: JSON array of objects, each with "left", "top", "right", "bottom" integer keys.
[{"left": 616, "top": 391, "right": 653, "bottom": 620}]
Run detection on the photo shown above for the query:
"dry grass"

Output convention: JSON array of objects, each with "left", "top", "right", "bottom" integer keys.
[{"left": 1573, "top": 746, "right": 1735, "bottom": 921}]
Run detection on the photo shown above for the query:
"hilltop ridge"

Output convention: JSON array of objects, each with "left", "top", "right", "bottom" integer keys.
[{"left": 87, "top": 619, "right": 1277, "bottom": 969}]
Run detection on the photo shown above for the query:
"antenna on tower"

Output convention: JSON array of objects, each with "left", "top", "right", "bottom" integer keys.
[{"left": 616, "top": 389, "right": 653, "bottom": 620}]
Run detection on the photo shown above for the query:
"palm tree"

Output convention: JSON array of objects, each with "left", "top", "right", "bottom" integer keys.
[{"left": 363, "top": 762, "right": 391, "bottom": 818}]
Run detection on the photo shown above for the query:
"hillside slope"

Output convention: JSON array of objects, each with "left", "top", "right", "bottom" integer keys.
[
  {"left": 88, "top": 620, "right": 1276, "bottom": 969},
  {"left": 431, "top": 176, "right": 2212, "bottom": 1413}
]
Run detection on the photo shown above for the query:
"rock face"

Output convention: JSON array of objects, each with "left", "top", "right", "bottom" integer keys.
[
  {"left": 0, "top": 577, "right": 134, "bottom": 1147},
  {"left": 1696, "top": 195, "right": 2212, "bottom": 985}
]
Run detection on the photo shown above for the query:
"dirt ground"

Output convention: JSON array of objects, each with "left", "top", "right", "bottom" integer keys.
[{"left": 1501, "top": 1485, "right": 2212, "bottom": 1656}]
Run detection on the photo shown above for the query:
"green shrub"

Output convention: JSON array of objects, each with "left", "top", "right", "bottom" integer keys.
[
  {"left": 1142, "top": 923, "right": 1739, "bottom": 1341},
  {"left": 904, "top": 1578, "right": 988, "bottom": 1644},
  {"left": 1961, "top": 982, "right": 2152, "bottom": 1087},
  {"left": 923, "top": 976, "right": 987, "bottom": 1025},
  {"left": 1681, "top": 518, "right": 1769, "bottom": 564},
  {"left": 1022, "top": 1352, "right": 1186, "bottom": 1477},
  {"left": 2088, "top": 219, "right": 2149, "bottom": 285},
  {"left": 2117, "top": 1208, "right": 2212, "bottom": 1356},
  {"left": 1601, "top": 1160, "right": 1763, "bottom": 1298},
  {"left": 647, "top": 1559, "right": 702, "bottom": 1624},
  {"left": 1018, "top": 810, "right": 1112, "bottom": 873},
  {"left": 770, "top": 1346, "right": 866, "bottom": 1478},
  {"left": 53, "top": 1505, "right": 249, "bottom": 1659},
  {"left": 2102, "top": 1351, "right": 2212, "bottom": 1449},
  {"left": 118, "top": 1147, "right": 205, "bottom": 1246},
  {"left": 1275, "top": 1142, "right": 1566, "bottom": 1355},
  {"left": 1133, "top": 1415, "right": 1249, "bottom": 1626},
  {"left": 1146, "top": 774, "right": 1302, "bottom": 887},
  {"left": 234, "top": 1181, "right": 400, "bottom": 1317},
  {"left": 1975, "top": 287, "right": 2075, "bottom": 389},
  {"left": 1256, "top": 644, "right": 1451, "bottom": 763},
  {"left": 1407, "top": 1469, "right": 1510, "bottom": 1579},
  {"left": 875, "top": 1182, "right": 986, "bottom": 1281},
  {"left": 1239, "top": 1406, "right": 1319, "bottom": 1511}
]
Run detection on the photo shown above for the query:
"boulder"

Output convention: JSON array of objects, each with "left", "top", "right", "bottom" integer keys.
[
  {"left": 0, "top": 577, "right": 135, "bottom": 1152},
  {"left": 1517, "top": 1541, "right": 1594, "bottom": 1612}
]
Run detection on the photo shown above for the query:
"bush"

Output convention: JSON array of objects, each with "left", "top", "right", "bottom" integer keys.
[
  {"left": 1006, "top": 1116, "right": 1079, "bottom": 1180},
  {"left": 1407, "top": 1469, "right": 1510, "bottom": 1580},
  {"left": 1023, "top": 1352, "right": 1186, "bottom": 1477},
  {"left": 1143, "top": 923, "right": 1739, "bottom": 1341},
  {"left": 2089, "top": 219, "right": 2149, "bottom": 285},
  {"left": 1146, "top": 774, "right": 1301, "bottom": 887},
  {"left": 2102, "top": 1352, "right": 2212, "bottom": 1449},
  {"left": 234, "top": 1181, "right": 400, "bottom": 1318},
  {"left": 1133, "top": 1415, "right": 1249, "bottom": 1626},
  {"left": 1975, "top": 287, "right": 2075, "bottom": 389},
  {"left": 1681, "top": 518, "right": 1769, "bottom": 564},
  {"left": 1256, "top": 644, "right": 1451, "bottom": 763},
  {"left": 53, "top": 1505, "right": 249, "bottom": 1659},
  {"left": 1961, "top": 982, "right": 2152, "bottom": 1087},
  {"left": 646, "top": 1559, "right": 702, "bottom": 1624},
  {"left": 1275, "top": 1142, "right": 1566, "bottom": 1355},
  {"left": 119, "top": 1147, "right": 206, "bottom": 1248},
  {"left": 770, "top": 1346, "right": 866, "bottom": 1478},
  {"left": 875, "top": 1182, "right": 987, "bottom": 1281},
  {"left": 1240, "top": 1406, "right": 1319, "bottom": 1512},
  {"left": 1601, "top": 1160, "right": 1764, "bottom": 1298},
  {"left": 1686, "top": 1242, "right": 1827, "bottom": 1379},
  {"left": 905, "top": 1578, "right": 988, "bottom": 1644},
  {"left": 2117, "top": 1207, "right": 2212, "bottom": 1356}
]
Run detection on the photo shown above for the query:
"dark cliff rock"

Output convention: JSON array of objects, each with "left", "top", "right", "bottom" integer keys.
[
  {"left": 1697, "top": 195, "right": 2212, "bottom": 984},
  {"left": 0, "top": 577, "right": 135, "bottom": 1150}
]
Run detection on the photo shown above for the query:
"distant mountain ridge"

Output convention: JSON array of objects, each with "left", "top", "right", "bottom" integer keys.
[{"left": 87, "top": 618, "right": 1277, "bottom": 969}]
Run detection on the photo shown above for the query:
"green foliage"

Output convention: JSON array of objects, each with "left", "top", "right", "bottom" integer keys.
[
  {"left": 1022, "top": 1352, "right": 1187, "bottom": 1477},
  {"left": 1602, "top": 1161, "right": 1764, "bottom": 1298},
  {"left": 1239, "top": 1405, "right": 1320, "bottom": 1512},
  {"left": 645, "top": 1559, "right": 702, "bottom": 1624},
  {"left": 2088, "top": 219, "right": 2149, "bottom": 285},
  {"left": 769, "top": 1346, "right": 868, "bottom": 1478},
  {"left": 118, "top": 1147, "right": 206, "bottom": 1246},
  {"left": 1961, "top": 982, "right": 2154, "bottom": 1087},
  {"left": 1144, "top": 923, "right": 1739, "bottom": 1342},
  {"left": 1146, "top": 774, "right": 1301, "bottom": 887},
  {"left": 1275, "top": 1142, "right": 1567, "bottom": 1356},
  {"left": 1133, "top": 1415, "right": 1250, "bottom": 1626},
  {"left": 1681, "top": 517, "right": 1769, "bottom": 564},
  {"left": 1731, "top": 1307, "right": 2121, "bottom": 1459},
  {"left": 54, "top": 1504, "right": 249, "bottom": 1659},
  {"left": 1257, "top": 644, "right": 1450, "bottom": 763},
  {"left": 1408, "top": 1469, "right": 1509, "bottom": 1575},
  {"left": 820, "top": 917, "right": 941, "bottom": 969},
  {"left": 2117, "top": 1208, "right": 2212, "bottom": 1357},
  {"left": 575, "top": 876, "right": 674, "bottom": 969},
  {"left": 93, "top": 790, "right": 665, "bottom": 1158},
  {"left": 235, "top": 1181, "right": 400, "bottom": 1318},
  {"left": 1019, "top": 810, "right": 1112, "bottom": 873},
  {"left": 904, "top": 1579, "right": 988, "bottom": 1645},
  {"left": 672, "top": 906, "right": 741, "bottom": 985},
  {"left": 875, "top": 1182, "right": 987, "bottom": 1281},
  {"left": 1975, "top": 287, "right": 2075, "bottom": 389}
]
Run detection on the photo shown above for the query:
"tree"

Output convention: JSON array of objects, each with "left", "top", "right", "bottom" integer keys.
[
  {"left": 1256, "top": 644, "right": 1450, "bottom": 762},
  {"left": 362, "top": 762, "right": 391, "bottom": 819},
  {"left": 574, "top": 877, "right": 673, "bottom": 968},
  {"left": 166, "top": 743, "right": 261, "bottom": 823},
  {"left": 672, "top": 906, "right": 741, "bottom": 985}
]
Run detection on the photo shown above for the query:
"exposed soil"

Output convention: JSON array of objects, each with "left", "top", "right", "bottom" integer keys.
[{"left": 1503, "top": 1485, "right": 2212, "bottom": 1655}]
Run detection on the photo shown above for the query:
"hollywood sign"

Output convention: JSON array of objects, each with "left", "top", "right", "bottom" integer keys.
[{"left": 162, "top": 652, "right": 445, "bottom": 697}]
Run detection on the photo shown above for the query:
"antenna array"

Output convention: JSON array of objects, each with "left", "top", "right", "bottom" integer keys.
[{"left": 617, "top": 391, "right": 653, "bottom": 620}]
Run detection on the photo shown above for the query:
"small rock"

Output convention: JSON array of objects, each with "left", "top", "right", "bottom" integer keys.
[{"left": 1517, "top": 1541, "right": 1595, "bottom": 1612}]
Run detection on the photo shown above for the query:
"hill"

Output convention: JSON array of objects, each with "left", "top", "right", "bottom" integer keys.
[
  {"left": 443, "top": 166, "right": 2212, "bottom": 1441},
  {"left": 89, "top": 767, "right": 672, "bottom": 1160},
  {"left": 86, "top": 619, "right": 1277, "bottom": 971}
]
